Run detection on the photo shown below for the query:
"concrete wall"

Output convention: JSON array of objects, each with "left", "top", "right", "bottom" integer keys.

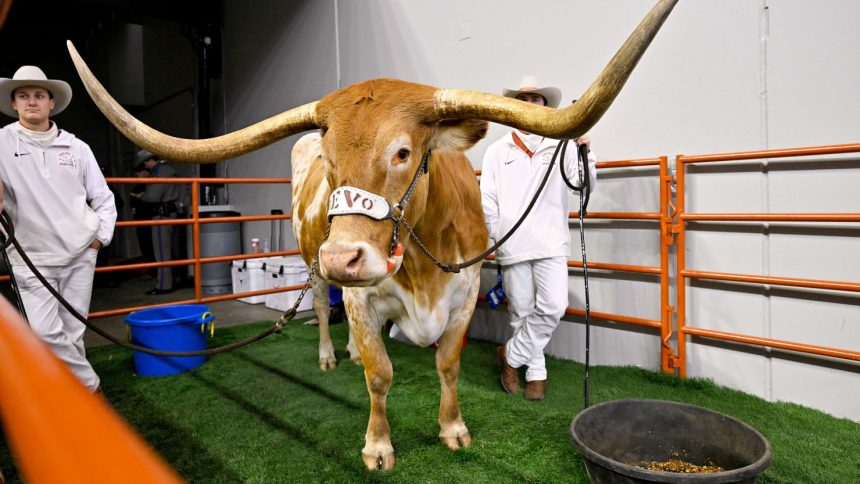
[{"left": 220, "top": 0, "right": 860, "bottom": 421}]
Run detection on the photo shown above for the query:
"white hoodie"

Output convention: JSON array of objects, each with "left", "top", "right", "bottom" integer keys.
[
  {"left": 0, "top": 122, "right": 117, "bottom": 266},
  {"left": 480, "top": 131, "right": 597, "bottom": 266}
]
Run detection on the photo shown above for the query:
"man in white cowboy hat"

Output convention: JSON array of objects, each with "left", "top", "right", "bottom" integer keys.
[
  {"left": 0, "top": 65, "right": 117, "bottom": 393},
  {"left": 480, "top": 74, "right": 597, "bottom": 400},
  {"left": 131, "top": 148, "right": 179, "bottom": 295}
]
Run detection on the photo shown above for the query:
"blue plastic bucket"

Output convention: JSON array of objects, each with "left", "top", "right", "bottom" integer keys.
[
  {"left": 329, "top": 285, "right": 343, "bottom": 305},
  {"left": 124, "top": 304, "right": 215, "bottom": 377}
]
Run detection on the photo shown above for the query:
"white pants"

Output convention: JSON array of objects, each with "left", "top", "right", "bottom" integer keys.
[
  {"left": 502, "top": 256, "right": 568, "bottom": 382},
  {"left": 11, "top": 248, "right": 100, "bottom": 390}
]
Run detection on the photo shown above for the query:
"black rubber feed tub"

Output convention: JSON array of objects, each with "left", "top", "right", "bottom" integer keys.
[{"left": 570, "top": 399, "right": 772, "bottom": 483}]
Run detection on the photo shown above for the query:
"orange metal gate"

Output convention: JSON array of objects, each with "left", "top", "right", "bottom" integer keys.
[
  {"left": 566, "top": 156, "right": 674, "bottom": 373},
  {"left": 673, "top": 142, "right": 860, "bottom": 377}
]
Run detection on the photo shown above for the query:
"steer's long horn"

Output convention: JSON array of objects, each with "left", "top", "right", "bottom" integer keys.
[
  {"left": 432, "top": 0, "right": 678, "bottom": 139},
  {"left": 67, "top": 40, "right": 318, "bottom": 163}
]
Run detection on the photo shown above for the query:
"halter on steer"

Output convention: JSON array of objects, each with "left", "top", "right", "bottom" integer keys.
[{"left": 327, "top": 149, "right": 431, "bottom": 261}]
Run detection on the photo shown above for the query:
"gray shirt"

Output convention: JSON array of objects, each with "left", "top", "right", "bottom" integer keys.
[{"left": 140, "top": 162, "right": 179, "bottom": 204}]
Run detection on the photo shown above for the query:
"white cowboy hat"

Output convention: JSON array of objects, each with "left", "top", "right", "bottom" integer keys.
[
  {"left": 0, "top": 65, "right": 73, "bottom": 118},
  {"left": 502, "top": 74, "right": 562, "bottom": 108}
]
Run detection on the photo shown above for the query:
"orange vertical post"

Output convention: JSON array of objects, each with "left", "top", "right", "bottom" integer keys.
[
  {"left": 192, "top": 180, "right": 202, "bottom": 301},
  {"left": 658, "top": 156, "right": 673, "bottom": 373},
  {"left": 675, "top": 155, "right": 688, "bottom": 378}
]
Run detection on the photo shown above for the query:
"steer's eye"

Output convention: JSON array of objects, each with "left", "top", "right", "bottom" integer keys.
[{"left": 397, "top": 148, "right": 410, "bottom": 160}]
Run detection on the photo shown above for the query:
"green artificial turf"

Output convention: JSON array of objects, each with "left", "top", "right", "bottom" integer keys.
[{"left": 1, "top": 320, "right": 858, "bottom": 482}]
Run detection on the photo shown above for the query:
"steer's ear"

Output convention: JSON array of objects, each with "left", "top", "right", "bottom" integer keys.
[{"left": 429, "top": 119, "right": 488, "bottom": 153}]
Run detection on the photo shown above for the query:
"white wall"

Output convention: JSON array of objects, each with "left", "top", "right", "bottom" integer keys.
[
  {"left": 221, "top": 0, "right": 339, "bottom": 251},
  {"left": 221, "top": 0, "right": 860, "bottom": 421}
]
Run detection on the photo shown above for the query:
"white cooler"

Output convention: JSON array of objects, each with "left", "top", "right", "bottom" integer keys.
[
  {"left": 231, "top": 258, "right": 269, "bottom": 304},
  {"left": 264, "top": 256, "right": 314, "bottom": 313}
]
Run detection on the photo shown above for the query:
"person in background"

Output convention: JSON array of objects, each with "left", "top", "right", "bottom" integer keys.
[
  {"left": 130, "top": 161, "right": 156, "bottom": 272},
  {"left": 131, "top": 149, "right": 179, "bottom": 295},
  {"left": 480, "top": 75, "right": 598, "bottom": 401},
  {"left": 0, "top": 65, "right": 117, "bottom": 393}
]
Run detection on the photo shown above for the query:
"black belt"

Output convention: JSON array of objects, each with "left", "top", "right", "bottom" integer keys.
[{"left": 157, "top": 202, "right": 178, "bottom": 215}]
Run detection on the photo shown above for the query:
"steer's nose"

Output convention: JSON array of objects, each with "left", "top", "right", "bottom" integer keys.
[{"left": 319, "top": 242, "right": 365, "bottom": 283}]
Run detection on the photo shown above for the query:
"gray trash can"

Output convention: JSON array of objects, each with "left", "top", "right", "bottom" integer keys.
[{"left": 188, "top": 210, "right": 241, "bottom": 295}]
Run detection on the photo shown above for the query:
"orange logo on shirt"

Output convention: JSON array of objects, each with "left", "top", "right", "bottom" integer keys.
[{"left": 58, "top": 151, "right": 75, "bottom": 168}]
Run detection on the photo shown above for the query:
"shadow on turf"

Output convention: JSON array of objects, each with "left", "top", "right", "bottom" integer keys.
[
  {"left": 217, "top": 335, "right": 545, "bottom": 481},
  {"left": 103, "top": 372, "right": 245, "bottom": 481},
  {"left": 181, "top": 365, "right": 371, "bottom": 478},
  {"left": 229, "top": 351, "right": 362, "bottom": 410}
]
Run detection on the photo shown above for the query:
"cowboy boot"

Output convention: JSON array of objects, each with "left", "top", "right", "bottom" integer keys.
[
  {"left": 524, "top": 379, "right": 546, "bottom": 401},
  {"left": 497, "top": 345, "right": 520, "bottom": 394}
]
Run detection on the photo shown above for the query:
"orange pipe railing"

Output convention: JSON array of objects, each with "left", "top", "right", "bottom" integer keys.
[
  {"left": 568, "top": 260, "right": 661, "bottom": 275},
  {"left": 571, "top": 211, "right": 662, "bottom": 220},
  {"left": 89, "top": 284, "right": 307, "bottom": 319},
  {"left": 677, "top": 142, "right": 860, "bottom": 163},
  {"left": 476, "top": 296, "right": 662, "bottom": 330},
  {"left": 681, "top": 213, "right": 860, "bottom": 222},
  {"left": 680, "top": 269, "right": 860, "bottom": 293},
  {"left": 0, "top": 298, "right": 182, "bottom": 482},
  {"left": 683, "top": 326, "right": 860, "bottom": 362},
  {"left": 675, "top": 142, "right": 860, "bottom": 377}
]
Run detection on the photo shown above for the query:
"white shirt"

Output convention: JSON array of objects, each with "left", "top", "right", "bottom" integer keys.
[
  {"left": 480, "top": 130, "right": 597, "bottom": 266},
  {"left": 0, "top": 122, "right": 117, "bottom": 266}
]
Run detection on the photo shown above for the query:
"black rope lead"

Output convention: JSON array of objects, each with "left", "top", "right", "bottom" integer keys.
[
  {"left": 409, "top": 140, "right": 567, "bottom": 274},
  {"left": 560, "top": 141, "right": 592, "bottom": 215},
  {"left": 569, "top": 143, "right": 593, "bottom": 409},
  {"left": 0, "top": 216, "right": 28, "bottom": 323}
]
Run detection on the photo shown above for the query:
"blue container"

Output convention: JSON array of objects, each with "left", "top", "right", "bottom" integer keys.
[
  {"left": 124, "top": 304, "right": 215, "bottom": 376},
  {"left": 329, "top": 285, "right": 343, "bottom": 305}
]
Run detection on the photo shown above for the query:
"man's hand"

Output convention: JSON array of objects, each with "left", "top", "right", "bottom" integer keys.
[
  {"left": 0, "top": 182, "right": 4, "bottom": 213},
  {"left": 574, "top": 134, "right": 591, "bottom": 150},
  {"left": 89, "top": 239, "right": 103, "bottom": 250}
]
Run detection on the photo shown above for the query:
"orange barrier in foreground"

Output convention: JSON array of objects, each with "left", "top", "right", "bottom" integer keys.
[{"left": 0, "top": 298, "right": 182, "bottom": 483}]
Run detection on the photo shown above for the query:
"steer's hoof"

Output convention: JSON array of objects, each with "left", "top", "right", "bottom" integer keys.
[
  {"left": 350, "top": 354, "right": 364, "bottom": 367},
  {"left": 319, "top": 356, "right": 337, "bottom": 371},
  {"left": 440, "top": 430, "right": 472, "bottom": 450},
  {"left": 362, "top": 449, "right": 395, "bottom": 470}
]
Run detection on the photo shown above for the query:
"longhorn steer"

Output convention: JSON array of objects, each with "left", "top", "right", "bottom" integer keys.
[
  {"left": 67, "top": 0, "right": 677, "bottom": 471},
  {"left": 290, "top": 91, "right": 489, "bottom": 469}
]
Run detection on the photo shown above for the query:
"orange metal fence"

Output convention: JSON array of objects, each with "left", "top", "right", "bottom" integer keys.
[
  {"left": 674, "top": 142, "right": 860, "bottom": 377},
  {"left": 0, "top": 177, "right": 303, "bottom": 313},
  {"left": 88, "top": 177, "right": 299, "bottom": 319}
]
